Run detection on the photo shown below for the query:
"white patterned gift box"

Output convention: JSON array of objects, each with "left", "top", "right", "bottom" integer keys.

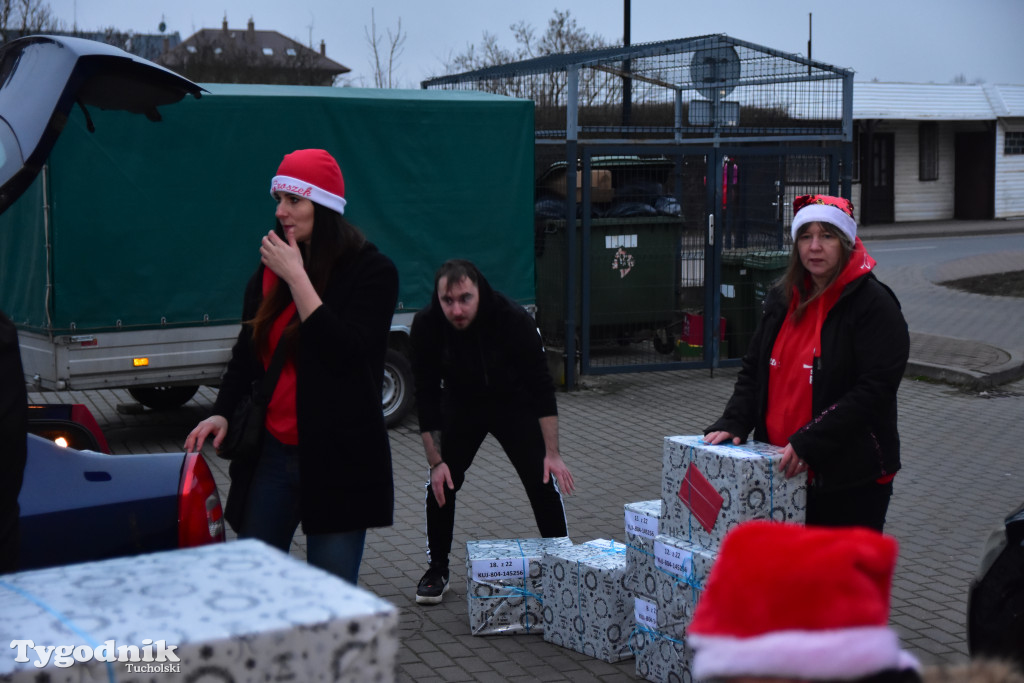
[
  {"left": 0, "top": 539, "right": 398, "bottom": 683},
  {"left": 650, "top": 534, "right": 716, "bottom": 638},
  {"left": 465, "top": 536, "right": 572, "bottom": 636},
  {"left": 624, "top": 500, "right": 662, "bottom": 601},
  {"left": 629, "top": 598, "right": 695, "bottom": 683},
  {"left": 540, "top": 539, "right": 633, "bottom": 663},
  {"left": 661, "top": 435, "right": 806, "bottom": 551}
]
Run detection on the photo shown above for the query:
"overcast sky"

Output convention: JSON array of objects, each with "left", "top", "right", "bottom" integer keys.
[{"left": 47, "top": 0, "right": 1024, "bottom": 88}]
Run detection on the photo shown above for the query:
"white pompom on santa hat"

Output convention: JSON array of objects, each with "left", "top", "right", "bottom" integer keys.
[{"left": 688, "top": 521, "right": 920, "bottom": 681}]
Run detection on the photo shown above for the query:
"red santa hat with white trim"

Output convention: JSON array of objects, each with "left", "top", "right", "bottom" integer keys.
[
  {"left": 270, "top": 148, "right": 347, "bottom": 215},
  {"left": 791, "top": 194, "right": 857, "bottom": 243},
  {"left": 688, "top": 521, "right": 920, "bottom": 681}
]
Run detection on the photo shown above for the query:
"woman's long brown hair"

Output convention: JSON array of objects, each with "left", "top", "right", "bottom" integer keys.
[
  {"left": 780, "top": 221, "right": 854, "bottom": 322},
  {"left": 247, "top": 202, "right": 366, "bottom": 357}
]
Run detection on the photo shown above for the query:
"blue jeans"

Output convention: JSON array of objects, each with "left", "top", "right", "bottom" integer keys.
[{"left": 239, "top": 433, "right": 366, "bottom": 584}]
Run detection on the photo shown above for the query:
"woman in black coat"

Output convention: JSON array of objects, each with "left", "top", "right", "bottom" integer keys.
[
  {"left": 186, "top": 149, "right": 398, "bottom": 583},
  {"left": 705, "top": 195, "right": 909, "bottom": 531}
]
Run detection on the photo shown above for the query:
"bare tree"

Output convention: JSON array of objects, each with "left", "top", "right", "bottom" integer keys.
[
  {"left": 441, "top": 9, "right": 616, "bottom": 107},
  {"left": 0, "top": 0, "right": 63, "bottom": 42},
  {"left": 365, "top": 9, "right": 406, "bottom": 88}
]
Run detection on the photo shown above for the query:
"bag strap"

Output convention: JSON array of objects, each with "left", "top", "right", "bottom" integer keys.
[{"left": 260, "top": 313, "right": 297, "bottom": 399}]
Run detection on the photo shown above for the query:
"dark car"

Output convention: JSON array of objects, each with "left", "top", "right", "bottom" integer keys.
[{"left": 1, "top": 35, "right": 224, "bottom": 571}]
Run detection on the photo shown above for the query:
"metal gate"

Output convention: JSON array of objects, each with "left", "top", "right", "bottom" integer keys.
[{"left": 534, "top": 145, "right": 843, "bottom": 377}]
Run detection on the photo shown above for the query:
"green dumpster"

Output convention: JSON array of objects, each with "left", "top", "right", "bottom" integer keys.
[
  {"left": 718, "top": 250, "right": 790, "bottom": 358},
  {"left": 536, "top": 216, "right": 684, "bottom": 345},
  {"left": 745, "top": 250, "right": 790, "bottom": 308},
  {"left": 719, "top": 252, "right": 751, "bottom": 357}
]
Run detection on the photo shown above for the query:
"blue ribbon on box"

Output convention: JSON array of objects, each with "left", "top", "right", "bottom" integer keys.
[
  {"left": 1, "top": 580, "right": 117, "bottom": 683},
  {"left": 469, "top": 539, "right": 543, "bottom": 633},
  {"left": 626, "top": 541, "right": 705, "bottom": 606},
  {"left": 627, "top": 624, "right": 686, "bottom": 656}
]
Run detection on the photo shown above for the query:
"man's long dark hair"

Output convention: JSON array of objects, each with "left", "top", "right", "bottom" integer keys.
[{"left": 248, "top": 202, "right": 366, "bottom": 356}]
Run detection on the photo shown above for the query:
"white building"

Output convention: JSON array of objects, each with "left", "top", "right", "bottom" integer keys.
[{"left": 852, "top": 82, "right": 1024, "bottom": 224}]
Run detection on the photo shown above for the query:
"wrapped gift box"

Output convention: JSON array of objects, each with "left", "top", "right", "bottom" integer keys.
[
  {"left": 624, "top": 499, "right": 663, "bottom": 600},
  {"left": 541, "top": 539, "right": 633, "bottom": 663},
  {"left": 630, "top": 601, "right": 695, "bottom": 683},
  {"left": 661, "top": 435, "right": 806, "bottom": 550},
  {"left": 0, "top": 540, "right": 398, "bottom": 682},
  {"left": 650, "top": 534, "right": 717, "bottom": 637},
  {"left": 465, "top": 536, "right": 573, "bottom": 636}
]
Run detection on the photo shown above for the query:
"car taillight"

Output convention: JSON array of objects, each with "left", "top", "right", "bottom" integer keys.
[{"left": 178, "top": 453, "right": 226, "bottom": 547}]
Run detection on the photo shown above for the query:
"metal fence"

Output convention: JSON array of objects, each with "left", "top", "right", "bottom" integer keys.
[{"left": 424, "top": 34, "right": 853, "bottom": 387}]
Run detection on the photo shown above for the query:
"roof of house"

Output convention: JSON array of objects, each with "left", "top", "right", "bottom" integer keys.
[
  {"left": 0, "top": 29, "right": 179, "bottom": 62},
  {"left": 159, "top": 18, "right": 348, "bottom": 75},
  {"left": 854, "top": 82, "right": 1024, "bottom": 120}
]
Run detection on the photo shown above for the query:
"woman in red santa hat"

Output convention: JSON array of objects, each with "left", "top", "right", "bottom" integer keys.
[
  {"left": 705, "top": 195, "right": 908, "bottom": 531},
  {"left": 186, "top": 149, "right": 398, "bottom": 584}
]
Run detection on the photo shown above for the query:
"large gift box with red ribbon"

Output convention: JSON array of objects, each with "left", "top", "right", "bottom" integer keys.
[
  {"left": 465, "top": 536, "right": 573, "bottom": 636},
  {"left": 661, "top": 435, "right": 807, "bottom": 551},
  {"left": 540, "top": 539, "right": 634, "bottom": 663}
]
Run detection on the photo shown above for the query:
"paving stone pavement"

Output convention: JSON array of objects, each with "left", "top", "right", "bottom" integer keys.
[
  {"left": 26, "top": 219, "right": 1024, "bottom": 681},
  {"left": 30, "top": 367, "right": 1024, "bottom": 681}
]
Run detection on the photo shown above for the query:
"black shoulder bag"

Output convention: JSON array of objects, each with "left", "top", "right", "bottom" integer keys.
[{"left": 217, "top": 337, "right": 290, "bottom": 461}]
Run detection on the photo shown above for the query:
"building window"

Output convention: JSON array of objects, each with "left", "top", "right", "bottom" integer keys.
[
  {"left": 1006, "top": 131, "right": 1024, "bottom": 155},
  {"left": 919, "top": 123, "right": 938, "bottom": 181}
]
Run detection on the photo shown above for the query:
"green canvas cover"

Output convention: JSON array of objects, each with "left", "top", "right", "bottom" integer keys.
[{"left": 0, "top": 84, "right": 535, "bottom": 333}]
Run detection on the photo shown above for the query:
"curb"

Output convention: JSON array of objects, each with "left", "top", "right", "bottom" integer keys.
[{"left": 905, "top": 348, "right": 1024, "bottom": 390}]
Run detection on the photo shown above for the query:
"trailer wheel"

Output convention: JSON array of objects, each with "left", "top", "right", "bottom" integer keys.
[
  {"left": 128, "top": 385, "right": 199, "bottom": 410},
  {"left": 382, "top": 349, "right": 413, "bottom": 428}
]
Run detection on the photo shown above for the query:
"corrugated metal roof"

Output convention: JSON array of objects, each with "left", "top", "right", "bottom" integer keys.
[
  {"left": 984, "top": 84, "right": 1024, "bottom": 117},
  {"left": 854, "top": 82, "right": 996, "bottom": 120}
]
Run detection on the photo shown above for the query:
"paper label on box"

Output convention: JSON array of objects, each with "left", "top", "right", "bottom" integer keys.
[
  {"left": 635, "top": 597, "right": 658, "bottom": 629},
  {"left": 471, "top": 557, "right": 530, "bottom": 582},
  {"left": 654, "top": 540, "right": 693, "bottom": 579},
  {"left": 625, "top": 508, "right": 659, "bottom": 540}
]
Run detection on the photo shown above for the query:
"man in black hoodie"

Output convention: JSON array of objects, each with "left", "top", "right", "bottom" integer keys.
[{"left": 411, "top": 259, "right": 575, "bottom": 604}]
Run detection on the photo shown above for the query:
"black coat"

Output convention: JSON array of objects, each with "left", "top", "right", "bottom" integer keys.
[
  {"left": 410, "top": 270, "right": 557, "bottom": 433},
  {"left": 214, "top": 243, "right": 399, "bottom": 534},
  {"left": 0, "top": 311, "right": 27, "bottom": 572},
  {"left": 706, "top": 272, "right": 909, "bottom": 491}
]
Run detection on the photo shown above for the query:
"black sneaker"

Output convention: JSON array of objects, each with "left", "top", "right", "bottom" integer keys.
[{"left": 416, "top": 566, "right": 450, "bottom": 605}]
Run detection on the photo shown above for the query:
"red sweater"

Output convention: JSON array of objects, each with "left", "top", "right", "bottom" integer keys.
[{"left": 261, "top": 268, "right": 299, "bottom": 445}]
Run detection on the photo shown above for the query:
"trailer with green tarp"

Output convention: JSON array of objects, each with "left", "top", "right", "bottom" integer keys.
[{"left": 0, "top": 83, "right": 536, "bottom": 423}]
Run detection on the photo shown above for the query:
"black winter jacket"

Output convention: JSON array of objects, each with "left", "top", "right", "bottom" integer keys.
[
  {"left": 706, "top": 272, "right": 909, "bottom": 491},
  {"left": 214, "top": 243, "right": 398, "bottom": 534},
  {"left": 411, "top": 270, "right": 557, "bottom": 433}
]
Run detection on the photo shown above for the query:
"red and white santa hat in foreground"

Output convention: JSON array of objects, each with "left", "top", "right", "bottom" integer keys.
[{"left": 688, "top": 521, "right": 921, "bottom": 681}]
